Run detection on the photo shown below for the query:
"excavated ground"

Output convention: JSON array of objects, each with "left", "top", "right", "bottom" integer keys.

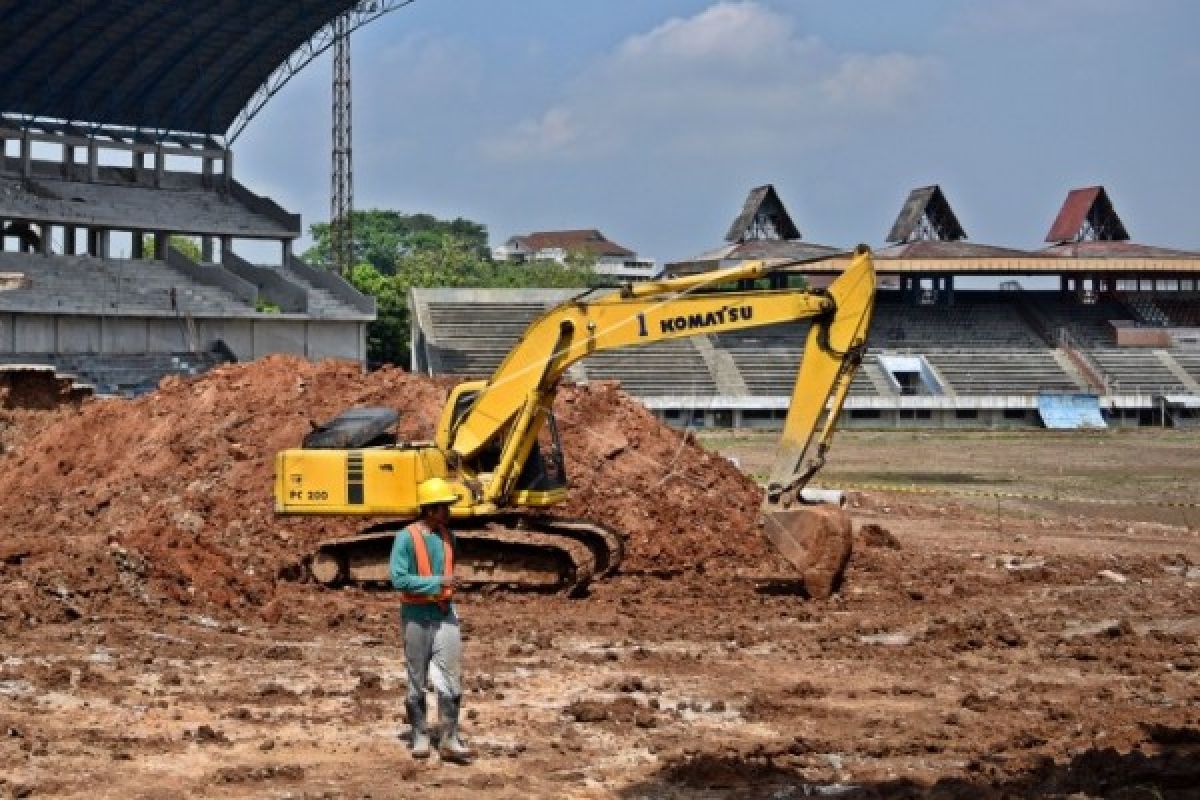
[{"left": 0, "top": 360, "right": 1197, "bottom": 798}]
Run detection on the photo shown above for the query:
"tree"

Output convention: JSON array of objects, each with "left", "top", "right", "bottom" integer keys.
[
  {"left": 338, "top": 229, "right": 596, "bottom": 368},
  {"left": 305, "top": 210, "right": 489, "bottom": 274},
  {"left": 140, "top": 234, "right": 203, "bottom": 261}
]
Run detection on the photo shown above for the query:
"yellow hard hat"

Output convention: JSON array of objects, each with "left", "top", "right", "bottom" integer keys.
[{"left": 416, "top": 477, "right": 461, "bottom": 508}]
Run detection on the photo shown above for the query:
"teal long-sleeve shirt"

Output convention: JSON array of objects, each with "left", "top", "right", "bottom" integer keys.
[{"left": 389, "top": 524, "right": 456, "bottom": 622}]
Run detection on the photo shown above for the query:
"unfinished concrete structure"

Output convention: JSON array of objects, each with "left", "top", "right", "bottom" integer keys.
[{"left": 0, "top": 1, "right": 400, "bottom": 392}]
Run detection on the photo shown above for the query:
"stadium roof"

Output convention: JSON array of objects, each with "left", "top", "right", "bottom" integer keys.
[
  {"left": 0, "top": 1, "right": 375, "bottom": 137},
  {"left": 725, "top": 185, "right": 802, "bottom": 242},
  {"left": 886, "top": 185, "right": 967, "bottom": 243},
  {"left": 1045, "top": 186, "right": 1129, "bottom": 243}
]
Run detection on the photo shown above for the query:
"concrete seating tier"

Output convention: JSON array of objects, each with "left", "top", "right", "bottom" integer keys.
[
  {"left": 923, "top": 349, "right": 1082, "bottom": 395},
  {"left": 0, "top": 350, "right": 227, "bottom": 395},
  {"left": 869, "top": 295, "right": 1043, "bottom": 348},
  {"left": 0, "top": 252, "right": 252, "bottom": 315},
  {"left": 1122, "top": 295, "right": 1172, "bottom": 326},
  {"left": 0, "top": 170, "right": 295, "bottom": 237},
  {"left": 712, "top": 322, "right": 810, "bottom": 395},
  {"left": 1154, "top": 298, "right": 1200, "bottom": 327},
  {"left": 1090, "top": 348, "right": 1189, "bottom": 394},
  {"left": 1029, "top": 296, "right": 1133, "bottom": 347},
  {"left": 584, "top": 339, "right": 717, "bottom": 397},
  {"left": 425, "top": 301, "right": 549, "bottom": 376}
]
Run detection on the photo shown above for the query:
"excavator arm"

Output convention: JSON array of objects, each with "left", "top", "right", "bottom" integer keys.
[{"left": 448, "top": 248, "right": 875, "bottom": 492}]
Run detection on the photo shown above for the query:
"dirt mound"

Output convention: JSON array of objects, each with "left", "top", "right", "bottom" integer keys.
[
  {"left": 0, "top": 357, "right": 771, "bottom": 621},
  {"left": 554, "top": 382, "right": 771, "bottom": 574}
]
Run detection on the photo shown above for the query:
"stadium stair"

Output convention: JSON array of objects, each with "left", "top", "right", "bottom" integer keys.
[{"left": 0, "top": 251, "right": 253, "bottom": 316}]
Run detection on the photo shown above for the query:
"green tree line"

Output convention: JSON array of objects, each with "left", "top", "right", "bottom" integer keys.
[{"left": 304, "top": 210, "right": 596, "bottom": 367}]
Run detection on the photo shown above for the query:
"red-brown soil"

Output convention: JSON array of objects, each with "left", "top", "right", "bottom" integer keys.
[
  {"left": 0, "top": 356, "right": 770, "bottom": 625},
  {"left": 1, "top": 361, "right": 1197, "bottom": 798}
]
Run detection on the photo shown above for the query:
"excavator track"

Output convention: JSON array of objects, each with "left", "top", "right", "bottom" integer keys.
[{"left": 305, "top": 515, "right": 624, "bottom": 596}]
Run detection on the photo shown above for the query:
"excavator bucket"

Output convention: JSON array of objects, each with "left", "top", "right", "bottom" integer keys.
[{"left": 759, "top": 502, "right": 853, "bottom": 600}]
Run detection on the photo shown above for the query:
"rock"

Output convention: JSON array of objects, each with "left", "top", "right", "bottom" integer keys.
[
  {"left": 858, "top": 523, "right": 900, "bottom": 549},
  {"left": 192, "top": 724, "right": 230, "bottom": 745},
  {"left": 998, "top": 555, "right": 1046, "bottom": 572},
  {"left": 1061, "top": 619, "right": 1134, "bottom": 639},
  {"left": 1097, "top": 569, "right": 1128, "bottom": 585},
  {"left": 259, "top": 739, "right": 276, "bottom": 751},
  {"left": 172, "top": 510, "right": 204, "bottom": 534},
  {"left": 565, "top": 700, "right": 609, "bottom": 723},
  {"left": 858, "top": 632, "right": 913, "bottom": 647},
  {"left": 634, "top": 711, "right": 658, "bottom": 729},
  {"left": 355, "top": 671, "right": 382, "bottom": 693}
]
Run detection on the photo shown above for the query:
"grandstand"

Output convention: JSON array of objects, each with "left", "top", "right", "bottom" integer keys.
[
  {"left": 0, "top": 1, "right": 382, "bottom": 394},
  {"left": 414, "top": 184, "right": 1200, "bottom": 429}
]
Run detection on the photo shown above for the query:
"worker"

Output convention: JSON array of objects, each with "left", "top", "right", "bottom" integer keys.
[{"left": 389, "top": 477, "right": 473, "bottom": 765}]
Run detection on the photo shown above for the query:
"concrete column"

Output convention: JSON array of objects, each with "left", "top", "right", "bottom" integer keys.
[
  {"left": 201, "top": 236, "right": 214, "bottom": 263},
  {"left": 87, "top": 228, "right": 99, "bottom": 257},
  {"left": 154, "top": 231, "right": 168, "bottom": 260},
  {"left": 154, "top": 144, "right": 165, "bottom": 187},
  {"left": 39, "top": 224, "right": 52, "bottom": 256},
  {"left": 19, "top": 132, "right": 31, "bottom": 178},
  {"left": 96, "top": 229, "right": 110, "bottom": 259},
  {"left": 281, "top": 238, "right": 293, "bottom": 261},
  {"left": 132, "top": 230, "right": 145, "bottom": 260},
  {"left": 202, "top": 155, "right": 213, "bottom": 188},
  {"left": 945, "top": 274, "right": 955, "bottom": 306},
  {"left": 66, "top": 226, "right": 78, "bottom": 256},
  {"left": 222, "top": 149, "right": 233, "bottom": 191},
  {"left": 220, "top": 235, "right": 234, "bottom": 264},
  {"left": 87, "top": 140, "right": 99, "bottom": 182}
]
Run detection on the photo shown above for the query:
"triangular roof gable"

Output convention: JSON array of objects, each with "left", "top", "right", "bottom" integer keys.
[
  {"left": 1045, "top": 186, "right": 1130, "bottom": 243},
  {"left": 886, "top": 185, "right": 967, "bottom": 243},
  {"left": 724, "top": 184, "right": 802, "bottom": 243}
]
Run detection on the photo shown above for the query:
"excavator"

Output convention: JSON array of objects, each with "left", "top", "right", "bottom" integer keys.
[{"left": 274, "top": 246, "right": 875, "bottom": 599}]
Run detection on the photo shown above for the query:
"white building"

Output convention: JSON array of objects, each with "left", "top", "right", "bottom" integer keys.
[{"left": 493, "top": 229, "right": 659, "bottom": 281}]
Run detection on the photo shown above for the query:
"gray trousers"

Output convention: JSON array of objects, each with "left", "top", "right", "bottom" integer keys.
[{"left": 403, "top": 614, "right": 463, "bottom": 729}]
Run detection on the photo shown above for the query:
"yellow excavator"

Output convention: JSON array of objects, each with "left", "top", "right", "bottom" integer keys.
[{"left": 274, "top": 247, "right": 875, "bottom": 598}]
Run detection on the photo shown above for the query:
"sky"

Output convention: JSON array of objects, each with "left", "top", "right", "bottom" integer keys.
[{"left": 234, "top": 0, "right": 1200, "bottom": 264}]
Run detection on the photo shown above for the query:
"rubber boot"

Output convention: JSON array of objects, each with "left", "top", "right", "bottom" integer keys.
[
  {"left": 437, "top": 694, "right": 474, "bottom": 765},
  {"left": 407, "top": 695, "right": 431, "bottom": 759}
]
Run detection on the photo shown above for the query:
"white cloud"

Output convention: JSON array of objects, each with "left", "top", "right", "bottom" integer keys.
[
  {"left": 479, "top": 1, "right": 939, "bottom": 162},
  {"left": 482, "top": 108, "right": 582, "bottom": 161}
]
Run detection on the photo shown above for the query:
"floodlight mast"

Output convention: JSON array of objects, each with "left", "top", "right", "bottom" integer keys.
[{"left": 330, "top": 12, "right": 353, "bottom": 277}]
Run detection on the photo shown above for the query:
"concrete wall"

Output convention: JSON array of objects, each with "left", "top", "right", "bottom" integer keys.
[
  {"left": 58, "top": 316, "right": 102, "bottom": 353},
  {"left": 1114, "top": 327, "right": 1172, "bottom": 347},
  {"left": 0, "top": 312, "right": 365, "bottom": 364}
]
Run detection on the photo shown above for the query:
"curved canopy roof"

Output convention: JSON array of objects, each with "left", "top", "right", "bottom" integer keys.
[{"left": 0, "top": 0, "right": 360, "bottom": 135}]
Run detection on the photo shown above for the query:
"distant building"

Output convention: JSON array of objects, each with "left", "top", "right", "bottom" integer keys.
[
  {"left": 493, "top": 229, "right": 659, "bottom": 281},
  {"left": 664, "top": 184, "right": 842, "bottom": 283}
]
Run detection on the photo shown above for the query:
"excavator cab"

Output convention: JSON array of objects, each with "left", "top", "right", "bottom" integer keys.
[
  {"left": 438, "top": 381, "right": 569, "bottom": 505},
  {"left": 512, "top": 411, "right": 568, "bottom": 496}
]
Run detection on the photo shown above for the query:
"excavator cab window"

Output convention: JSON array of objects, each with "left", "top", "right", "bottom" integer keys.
[{"left": 514, "top": 410, "right": 568, "bottom": 492}]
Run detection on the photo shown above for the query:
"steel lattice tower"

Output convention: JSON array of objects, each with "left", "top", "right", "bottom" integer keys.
[{"left": 330, "top": 12, "right": 353, "bottom": 276}]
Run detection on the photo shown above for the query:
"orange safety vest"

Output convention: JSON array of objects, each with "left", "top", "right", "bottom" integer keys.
[{"left": 399, "top": 521, "right": 455, "bottom": 610}]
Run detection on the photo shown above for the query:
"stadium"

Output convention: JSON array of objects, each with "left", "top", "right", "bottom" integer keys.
[
  {"left": 0, "top": 0, "right": 378, "bottom": 393},
  {"left": 413, "top": 183, "right": 1200, "bottom": 430}
]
